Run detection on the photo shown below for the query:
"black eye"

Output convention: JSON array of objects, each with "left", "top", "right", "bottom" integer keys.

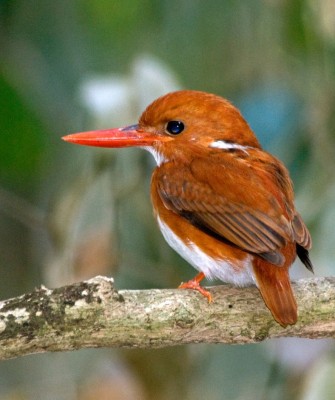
[{"left": 166, "top": 120, "right": 185, "bottom": 135}]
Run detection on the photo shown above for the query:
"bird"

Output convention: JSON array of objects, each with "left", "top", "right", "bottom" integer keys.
[{"left": 63, "top": 90, "right": 313, "bottom": 326}]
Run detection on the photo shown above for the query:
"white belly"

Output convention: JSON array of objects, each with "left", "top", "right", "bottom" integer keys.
[{"left": 157, "top": 216, "right": 256, "bottom": 287}]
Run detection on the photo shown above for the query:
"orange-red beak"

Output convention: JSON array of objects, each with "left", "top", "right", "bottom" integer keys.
[{"left": 62, "top": 124, "right": 163, "bottom": 148}]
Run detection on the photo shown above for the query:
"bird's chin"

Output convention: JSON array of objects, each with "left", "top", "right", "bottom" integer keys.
[{"left": 142, "top": 146, "right": 168, "bottom": 167}]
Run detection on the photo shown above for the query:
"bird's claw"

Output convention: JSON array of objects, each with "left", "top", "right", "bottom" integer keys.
[{"left": 178, "top": 279, "right": 213, "bottom": 303}]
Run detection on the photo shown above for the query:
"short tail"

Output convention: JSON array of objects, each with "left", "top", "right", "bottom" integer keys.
[{"left": 253, "top": 261, "right": 297, "bottom": 327}]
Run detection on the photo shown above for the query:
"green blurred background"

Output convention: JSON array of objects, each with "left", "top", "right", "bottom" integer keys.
[{"left": 1, "top": 1, "right": 335, "bottom": 399}]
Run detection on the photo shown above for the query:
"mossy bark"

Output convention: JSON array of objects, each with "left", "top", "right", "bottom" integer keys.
[{"left": 0, "top": 276, "right": 334, "bottom": 360}]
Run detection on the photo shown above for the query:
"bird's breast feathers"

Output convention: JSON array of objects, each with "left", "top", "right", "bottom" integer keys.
[{"left": 156, "top": 215, "right": 255, "bottom": 286}]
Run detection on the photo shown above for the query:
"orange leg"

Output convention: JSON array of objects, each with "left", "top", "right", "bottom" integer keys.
[{"left": 178, "top": 272, "right": 212, "bottom": 302}]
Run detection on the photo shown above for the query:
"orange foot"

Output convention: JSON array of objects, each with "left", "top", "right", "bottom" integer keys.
[{"left": 178, "top": 272, "right": 213, "bottom": 303}]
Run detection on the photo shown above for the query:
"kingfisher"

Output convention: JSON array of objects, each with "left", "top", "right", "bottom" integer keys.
[{"left": 63, "top": 90, "right": 313, "bottom": 326}]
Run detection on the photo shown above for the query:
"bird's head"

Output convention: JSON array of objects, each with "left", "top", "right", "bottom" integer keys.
[{"left": 63, "top": 90, "right": 261, "bottom": 163}]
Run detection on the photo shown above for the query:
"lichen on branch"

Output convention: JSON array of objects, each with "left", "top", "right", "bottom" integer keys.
[{"left": 0, "top": 276, "right": 334, "bottom": 361}]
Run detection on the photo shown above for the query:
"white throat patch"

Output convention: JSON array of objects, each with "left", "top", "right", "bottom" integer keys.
[{"left": 142, "top": 146, "right": 167, "bottom": 166}]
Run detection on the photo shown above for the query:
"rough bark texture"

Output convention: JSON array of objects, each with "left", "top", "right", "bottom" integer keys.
[{"left": 0, "top": 276, "right": 334, "bottom": 360}]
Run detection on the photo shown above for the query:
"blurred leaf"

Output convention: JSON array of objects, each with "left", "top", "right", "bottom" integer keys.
[
  {"left": 301, "top": 355, "right": 335, "bottom": 400},
  {"left": 0, "top": 75, "right": 46, "bottom": 190}
]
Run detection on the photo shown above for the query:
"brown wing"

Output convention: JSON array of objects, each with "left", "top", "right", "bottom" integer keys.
[
  {"left": 292, "top": 213, "right": 312, "bottom": 249},
  {"left": 156, "top": 155, "right": 297, "bottom": 266},
  {"left": 292, "top": 213, "right": 313, "bottom": 272}
]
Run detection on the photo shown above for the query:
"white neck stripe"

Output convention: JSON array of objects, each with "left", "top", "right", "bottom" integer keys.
[{"left": 209, "top": 140, "right": 250, "bottom": 153}]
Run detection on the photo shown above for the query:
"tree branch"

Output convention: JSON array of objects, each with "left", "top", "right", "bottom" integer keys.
[{"left": 0, "top": 276, "right": 334, "bottom": 360}]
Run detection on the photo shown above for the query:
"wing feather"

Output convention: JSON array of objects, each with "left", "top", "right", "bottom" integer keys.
[{"left": 156, "top": 155, "right": 298, "bottom": 266}]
